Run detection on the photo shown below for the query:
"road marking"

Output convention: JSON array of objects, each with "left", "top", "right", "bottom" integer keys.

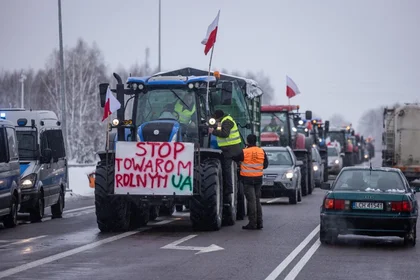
[
  {"left": 63, "top": 205, "right": 95, "bottom": 214},
  {"left": 0, "top": 223, "right": 159, "bottom": 279},
  {"left": 264, "top": 225, "right": 320, "bottom": 280},
  {"left": 0, "top": 235, "right": 48, "bottom": 249},
  {"left": 161, "top": 234, "right": 224, "bottom": 255},
  {"left": 284, "top": 239, "right": 321, "bottom": 280}
]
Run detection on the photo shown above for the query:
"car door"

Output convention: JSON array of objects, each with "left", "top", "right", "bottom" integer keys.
[
  {"left": 45, "top": 129, "right": 65, "bottom": 202},
  {"left": 38, "top": 130, "right": 54, "bottom": 205}
]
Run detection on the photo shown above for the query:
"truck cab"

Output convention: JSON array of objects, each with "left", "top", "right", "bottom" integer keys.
[
  {"left": 0, "top": 109, "right": 67, "bottom": 222},
  {"left": 0, "top": 118, "right": 21, "bottom": 228}
]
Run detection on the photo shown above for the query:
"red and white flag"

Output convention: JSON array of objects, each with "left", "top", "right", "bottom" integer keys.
[
  {"left": 102, "top": 87, "right": 121, "bottom": 122},
  {"left": 201, "top": 10, "right": 220, "bottom": 55},
  {"left": 286, "top": 75, "right": 301, "bottom": 98}
]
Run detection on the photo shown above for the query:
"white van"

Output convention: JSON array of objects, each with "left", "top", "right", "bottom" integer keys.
[{"left": 0, "top": 109, "right": 67, "bottom": 222}]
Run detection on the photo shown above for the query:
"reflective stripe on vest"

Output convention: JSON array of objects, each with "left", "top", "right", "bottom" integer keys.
[
  {"left": 174, "top": 101, "right": 196, "bottom": 123},
  {"left": 240, "top": 146, "right": 265, "bottom": 177},
  {"left": 216, "top": 115, "right": 242, "bottom": 147}
]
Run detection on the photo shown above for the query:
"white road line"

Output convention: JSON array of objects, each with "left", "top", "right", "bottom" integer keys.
[
  {"left": 0, "top": 235, "right": 48, "bottom": 249},
  {"left": 0, "top": 217, "right": 180, "bottom": 278},
  {"left": 264, "top": 225, "right": 320, "bottom": 280},
  {"left": 63, "top": 205, "right": 95, "bottom": 214},
  {"left": 284, "top": 239, "right": 321, "bottom": 280},
  {"left": 0, "top": 228, "right": 147, "bottom": 279}
]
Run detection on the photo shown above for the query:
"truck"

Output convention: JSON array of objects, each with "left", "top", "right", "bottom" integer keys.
[
  {"left": 382, "top": 104, "right": 420, "bottom": 183},
  {"left": 260, "top": 105, "right": 315, "bottom": 196},
  {"left": 326, "top": 125, "right": 354, "bottom": 167},
  {"left": 95, "top": 70, "right": 263, "bottom": 232}
]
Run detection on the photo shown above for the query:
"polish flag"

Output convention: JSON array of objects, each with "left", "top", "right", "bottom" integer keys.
[
  {"left": 201, "top": 10, "right": 220, "bottom": 55},
  {"left": 286, "top": 75, "right": 301, "bottom": 98},
  {"left": 102, "top": 87, "right": 121, "bottom": 122}
]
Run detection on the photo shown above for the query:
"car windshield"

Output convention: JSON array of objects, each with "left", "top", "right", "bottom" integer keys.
[
  {"left": 328, "top": 147, "right": 338, "bottom": 156},
  {"left": 135, "top": 88, "right": 197, "bottom": 124},
  {"left": 264, "top": 150, "right": 293, "bottom": 166},
  {"left": 16, "top": 130, "right": 38, "bottom": 159},
  {"left": 333, "top": 169, "right": 406, "bottom": 192}
]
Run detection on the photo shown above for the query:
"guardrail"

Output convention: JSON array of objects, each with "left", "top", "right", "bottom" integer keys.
[{"left": 68, "top": 163, "right": 96, "bottom": 168}]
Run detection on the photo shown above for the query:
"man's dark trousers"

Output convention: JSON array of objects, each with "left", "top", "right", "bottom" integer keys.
[{"left": 243, "top": 178, "right": 263, "bottom": 228}]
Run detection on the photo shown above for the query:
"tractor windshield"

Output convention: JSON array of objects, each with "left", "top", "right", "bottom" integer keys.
[
  {"left": 134, "top": 88, "right": 199, "bottom": 142},
  {"left": 327, "top": 131, "right": 345, "bottom": 147},
  {"left": 261, "top": 112, "right": 289, "bottom": 135}
]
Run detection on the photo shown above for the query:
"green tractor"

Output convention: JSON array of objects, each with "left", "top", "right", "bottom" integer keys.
[{"left": 94, "top": 69, "right": 262, "bottom": 232}]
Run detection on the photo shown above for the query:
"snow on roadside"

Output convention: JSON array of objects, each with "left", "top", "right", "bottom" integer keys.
[{"left": 66, "top": 165, "right": 96, "bottom": 200}]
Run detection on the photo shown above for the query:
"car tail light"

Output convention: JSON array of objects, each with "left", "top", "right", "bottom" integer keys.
[
  {"left": 324, "top": 199, "right": 346, "bottom": 210},
  {"left": 391, "top": 201, "right": 412, "bottom": 212}
]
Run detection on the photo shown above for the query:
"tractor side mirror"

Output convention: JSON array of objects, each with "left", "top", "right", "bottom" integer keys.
[
  {"left": 305, "top": 110, "right": 312, "bottom": 120},
  {"left": 221, "top": 82, "right": 232, "bottom": 105},
  {"left": 99, "top": 83, "right": 109, "bottom": 108},
  {"left": 325, "top": 120, "right": 329, "bottom": 133},
  {"left": 351, "top": 130, "right": 355, "bottom": 136}
]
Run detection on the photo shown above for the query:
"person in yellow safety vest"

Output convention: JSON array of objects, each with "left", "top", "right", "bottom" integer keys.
[
  {"left": 173, "top": 94, "right": 197, "bottom": 127},
  {"left": 263, "top": 116, "right": 281, "bottom": 132},
  {"left": 208, "top": 109, "right": 243, "bottom": 208},
  {"left": 233, "top": 134, "right": 269, "bottom": 230}
]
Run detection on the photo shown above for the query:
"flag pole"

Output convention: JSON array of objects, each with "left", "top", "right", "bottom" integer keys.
[{"left": 205, "top": 45, "right": 215, "bottom": 115}]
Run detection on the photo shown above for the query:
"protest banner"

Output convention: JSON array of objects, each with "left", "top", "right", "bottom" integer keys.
[{"left": 114, "top": 141, "right": 195, "bottom": 195}]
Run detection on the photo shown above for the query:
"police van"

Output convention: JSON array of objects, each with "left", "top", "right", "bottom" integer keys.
[
  {"left": 0, "top": 119, "right": 21, "bottom": 228},
  {"left": 0, "top": 109, "right": 67, "bottom": 222}
]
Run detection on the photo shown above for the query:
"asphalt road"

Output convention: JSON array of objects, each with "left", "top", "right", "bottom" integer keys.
[{"left": 0, "top": 157, "right": 419, "bottom": 280}]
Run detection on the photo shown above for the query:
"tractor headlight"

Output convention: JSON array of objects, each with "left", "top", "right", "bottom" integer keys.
[
  {"left": 188, "top": 83, "right": 194, "bottom": 89},
  {"left": 20, "top": 173, "right": 37, "bottom": 189},
  {"left": 112, "top": 118, "right": 119, "bottom": 126},
  {"left": 208, "top": 118, "right": 216, "bottom": 125},
  {"left": 335, "top": 159, "right": 339, "bottom": 164},
  {"left": 364, "top": 154, "right": 368, "bottom": 159},
  {"left": 284, "top": 171, "right": 294, "bottom": 179},
  {"left": 313, "top": 165, "right": 319, "bottom": 171}
]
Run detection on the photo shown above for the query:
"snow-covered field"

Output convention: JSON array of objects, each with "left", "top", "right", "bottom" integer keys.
[{"left": 66, "top": 165, "right": 96, "bottom": 200}]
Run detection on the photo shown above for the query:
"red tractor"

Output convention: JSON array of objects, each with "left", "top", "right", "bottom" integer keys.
[{"left": 260, "top": 105, "right": 315, "bottom": 196}]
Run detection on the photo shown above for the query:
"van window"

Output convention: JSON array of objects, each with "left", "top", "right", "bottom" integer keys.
[
  {"left": 16, "top": 130, "right": 38, "bottom": 159},
  {"left": 6, "top": 127, "right": 19, "bottom": 160},
  {"left": 0, "top": 128, "right": 7, "bottom": 163},
  {"left": 44, "top": 130, "right": 66, "bottom": 159}
]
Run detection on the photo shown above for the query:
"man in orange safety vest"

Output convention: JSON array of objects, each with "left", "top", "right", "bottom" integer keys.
[{"left": 234, "top": 134, "right": 269, "bottom": 230}]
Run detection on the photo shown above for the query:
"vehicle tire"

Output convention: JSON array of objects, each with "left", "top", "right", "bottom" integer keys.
[
  {"left": 3, "top": 195, "right": 18, "bottom": 228},
  {"left": 307, "top": 161, "right": 314, "bottom": 195},
  {"left": 297, "top": 187, "right": 302, "bottom": 202},
  {"left": 130, "top": 204, "right": 149, "bottom": 229},
  {"left": 323, "top": 165, "right": 329, "bottom": 182},
  {"left": 149, "top": 206, "right": 159, "bottom": 221},
  {"left": 236, "top": 179, "right": 245, "bottom": 220},
  {"left": 51, "top": 188, "right": 65, "bottom": 218},
  {"left": 404, "top": 224, "right": 416, "bottom": 247},
  {"left": 300, "top": 156, "right": 309, "bottom": 197},
  {"left": 30, "top": 192, "right": 44, "bottom": 223},
  {"left": 175, "top": 205, "right": 183, "bottom": 212},
  {"left": 289, "top": 189, "right": 298, "bottom": 204},
  {"left": 190, "top": 158, "right": 223, "bottom": 231},
  {"left": 159, "top": 204, "right": 175, "bottom": 216},
  {"left": 222, "top": 161, "right": 237, "bottom": 226},
  {"left": 95, "top": 164, "right": 130, "bottom": 232}
]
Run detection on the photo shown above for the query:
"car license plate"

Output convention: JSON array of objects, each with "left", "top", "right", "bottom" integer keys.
[
  {"left": 263, "top": 180, "right": 274, "bottom": 186},
  {"left": 352, "top": 202, "right": 383, "bottom": 210}
]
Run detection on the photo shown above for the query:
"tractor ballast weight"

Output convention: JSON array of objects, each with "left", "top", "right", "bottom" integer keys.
[{"left": 95, "top": 70, "right": 262, "bottom": 233}]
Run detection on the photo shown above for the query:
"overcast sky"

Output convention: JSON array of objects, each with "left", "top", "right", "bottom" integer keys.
[{"left": 1, "top": 0, "right": 419, "bottom": 130}]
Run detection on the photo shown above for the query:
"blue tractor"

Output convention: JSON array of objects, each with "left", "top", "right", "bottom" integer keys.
[{"left": 95, "top": 71, "right": 262, "bottom": 232}]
